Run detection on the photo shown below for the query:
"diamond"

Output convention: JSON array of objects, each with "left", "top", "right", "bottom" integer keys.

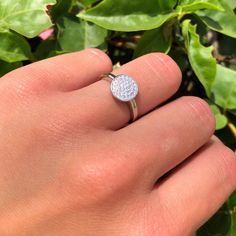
[{"left": 110, "top": 74, "right": 138, "bottom": 102}]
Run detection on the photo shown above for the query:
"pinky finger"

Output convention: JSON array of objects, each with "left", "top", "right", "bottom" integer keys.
[{"left": 149, "top": 138, "right": 236, "bottom": 236}]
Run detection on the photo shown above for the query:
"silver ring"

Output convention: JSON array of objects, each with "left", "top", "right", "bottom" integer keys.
[{"left": 102, "top": 73, "right": 139, "bottom": 123}]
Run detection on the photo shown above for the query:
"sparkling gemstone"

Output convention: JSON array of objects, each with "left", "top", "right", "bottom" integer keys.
[{"left": 110, "top": 74, "right": 138, "bottom": 102}]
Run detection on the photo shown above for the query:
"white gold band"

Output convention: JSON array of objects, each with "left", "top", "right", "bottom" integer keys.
[{"left": 102, "top": 73, "right": 139, "bottom": 123}]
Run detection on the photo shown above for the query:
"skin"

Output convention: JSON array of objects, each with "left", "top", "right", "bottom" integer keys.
[{"left": 0, "top": 48, "right": 235, "bottom": 236}]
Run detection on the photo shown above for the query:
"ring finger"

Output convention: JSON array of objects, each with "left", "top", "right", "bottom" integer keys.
[{"left": 66, "top": 53, "right": 182, "bottom": 130}]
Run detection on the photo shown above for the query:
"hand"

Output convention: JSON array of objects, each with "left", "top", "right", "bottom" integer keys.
[{"left": 0, "top": 49, "right": 235, "bottom": 236}]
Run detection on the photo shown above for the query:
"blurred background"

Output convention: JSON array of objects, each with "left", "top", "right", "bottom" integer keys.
[{"left": 0, "top": 0, "right": 235, "bottom": 235}]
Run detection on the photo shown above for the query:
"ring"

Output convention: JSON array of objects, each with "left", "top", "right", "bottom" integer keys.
[{"left": 102, "top": 73, "right": 139, "bottom": 123}]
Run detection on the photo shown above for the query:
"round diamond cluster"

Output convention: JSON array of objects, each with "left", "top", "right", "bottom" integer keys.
[{"left": 111, "top": 74, "right": 138, "bottom": 102}]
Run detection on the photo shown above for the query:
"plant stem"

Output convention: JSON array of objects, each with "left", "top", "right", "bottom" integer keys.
[{"left": 228, "top": 122, "right": 236, "bottom": 138}]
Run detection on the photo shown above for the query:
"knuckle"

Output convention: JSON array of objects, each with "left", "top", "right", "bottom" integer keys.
[
  {"left": 60, "top": 150, "right": 131, "bottom": 206},
  {"left": 2, "top": 59, "right": 64, "bottom": 99},
  {"left": 12, "top": 79, "right": 44, "bottom": 98},
  {"left": 59, "top": 132, "right": 143, "bottom": 207},
  {"left": 3, "top": 73, "right": 49, "bottom": 101},
  {"left": 182, "top": 96, "right": 215, "bottom": 132},
  {"left": 73, "top": 163, "right": 109, "bottom": 199}
]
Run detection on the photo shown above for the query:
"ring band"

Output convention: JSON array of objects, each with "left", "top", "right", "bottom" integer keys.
[{"left": 102, "top": 73, "right": 139, "bottom": 123}]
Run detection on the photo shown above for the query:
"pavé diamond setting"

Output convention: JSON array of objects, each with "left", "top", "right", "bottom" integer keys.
[
  {"left": 102, "top": 73, "right": 139, "bottom": 123},
  {"left": 110, "top": 74, "right": 139, "bottom": 102}
]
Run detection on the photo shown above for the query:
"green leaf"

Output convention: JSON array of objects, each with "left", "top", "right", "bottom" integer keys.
[
  {"left": 0, "top": 60, "right": 22, "bottom": 77},
  {"left": 78, "top": 0, "right": 179, "bottom": 31},
  {"left": 227, "top": 0, "right": 236, "bottom": 9},
  {"left": 133, "top": 25, "right": 173, "bottom": 58},
  {"left": 177, "top": 0, "right": 224, "bottom": 12},
  {"left": 209, "top": 103, "right": 228, "bottom": 130},
  {"left": 0, "top": 0, "right": 56, "bottom": 38},
  {"left": 227, "top": 191, "right": 236, "bottom": 236},
  {"left": 80, "top": 0, "right": 100, "bottom": 7},
  {"left": 0, "top": 30, "right": 32, "bottom": 62},
  {"left": 196, "top": 0, "right": 236, "bottom": 38},
  {"left": 57, "top": 14, "right": 107, "bottom": 52},
  {"left": 34, "top": 39, "right": 57, "bottom": 60},
  {"left": 51, "top": 0, "right": 73, "bottom": 20},
  {"left": 182, "top": 20, "right": 216, "bottom": 96},
  {"left": 155, "top": 0, "right": 178, "bottom": 10},
  {"left": 211, "top": 65, "right": 236, "bottom": 110},
  {"left": 197, "top": 203, "right": 232, "bottom": 236}
]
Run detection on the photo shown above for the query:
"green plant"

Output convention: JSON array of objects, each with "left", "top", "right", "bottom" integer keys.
[{"left": 0, "top": 0, "right": 235, "bottom": 234}]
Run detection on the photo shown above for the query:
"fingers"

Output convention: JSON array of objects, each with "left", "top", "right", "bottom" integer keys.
[
  {"left": 149, "top": 139, "right": 236, "bottom": 235},
  {"left": 1, "top": 50, "right": 181, "bottom": 131},
  {"left": 1, "top": 48, "right": 112, "bottom": 93},
  {"left": 116, "top": 96, "right": 215, "bottom": 185},
  {"left": 68, "top": 53, "right": 182, "bottom": 129}
]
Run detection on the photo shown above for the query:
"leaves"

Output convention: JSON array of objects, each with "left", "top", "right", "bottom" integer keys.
[
  {"left": 211, "top": 65, "right": 236, "bottom": 110},
  {"left": 78, "top": 0, "right": 179, "bottom": 31},
  {"left": 80, "top": 0, "right": 100, "bottom": 7},
  {"left": 51, "top": 0, "right": 73, "bottom": 20},
  {"left": 0, "top": 60, "right": 22, "bottom": 77},
  {"left": 177, "top": 0, "right": 224, "bottom": 12},
  {"left": 196, "top": 0, "right": 236, "bottom": 38},
  {"left": 133, "top": 25, "right": 173, "bottom": 58},
  {"left": 57, "top": 14, "right": 107, "bottom": 52},
  {"left": 182, "top": 20, "right": 216, "bottom": 96},
  {"left": 34, "top": 39, "right": 57, "bottom": 60},
  {"left": 228, "top": 0, "right": 236, "bottom": 9},
  {"left": 197, "top": 203, "right": 232, "bottom": 235},
  {"left": 0, "top": 30, "right": 32, "bottom": 62},
  {"left": 227, "top": 191, "right": 236, "bottom": 236},
  {"left": 155, "top": 0, "right": 178, "bottom": 11},
  {"left": 0, "top": 0, "right": 56, "bottom": 38},
  {"left": 209, "top": 103, "right": 228, "bottom": 130}
]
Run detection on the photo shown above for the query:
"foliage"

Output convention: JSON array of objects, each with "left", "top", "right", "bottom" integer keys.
[{"left": 0, "top": 0, "right": 235, "bottom": 234}]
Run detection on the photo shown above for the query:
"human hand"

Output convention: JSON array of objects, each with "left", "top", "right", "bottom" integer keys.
[{"left": 0, "top": 49, "right": 235, "bottom": 235}]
